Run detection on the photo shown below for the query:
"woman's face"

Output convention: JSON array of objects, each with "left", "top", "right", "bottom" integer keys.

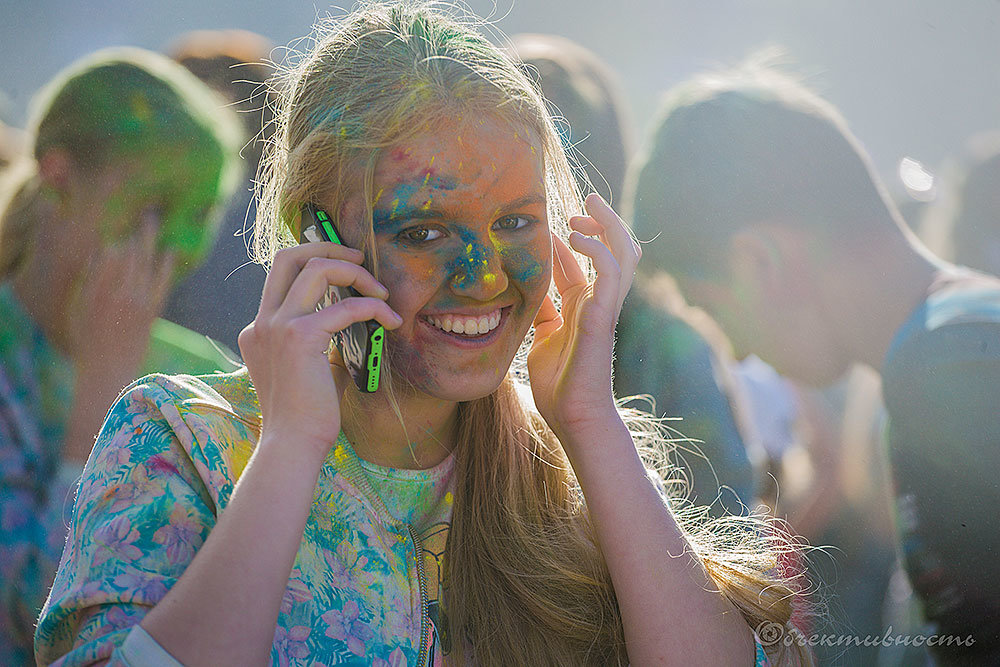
[
  {"left": 54, "top": 143, "right": 223, "bottom": 284},
  {"left": 336, "top": 115, "right": 553, "bottom": 401},
  {"left": 99, "top": 145, "right": 224, "bottom": 275}
]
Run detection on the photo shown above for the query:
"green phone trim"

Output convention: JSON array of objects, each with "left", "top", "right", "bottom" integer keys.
[
  {"left": 366, "top": 326, "right": 385, "bottom": 392},
  {"left": 307, "top": 204, "right": 383, "bottom": 393}
]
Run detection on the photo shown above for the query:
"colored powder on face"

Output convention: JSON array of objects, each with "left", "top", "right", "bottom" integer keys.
[
  {"left": 373, "top": 174, "right": 459, "bottom": 228},
  {"left": 485, "top": 227, "right": 547, "bottom": 284},
  {"left": 500, "top": 244, "right": 545, "bottom": 284},
  {"left": 97, "top": 141, "right": 223, "bottom": 278},
  {"left": 155, "top": 145, "right": 226, "bottom": 273},
  {"left": 446, "top": 230, "right": 491, "bottom": 289}
]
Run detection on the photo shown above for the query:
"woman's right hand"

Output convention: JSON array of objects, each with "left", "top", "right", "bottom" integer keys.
[
  {"left": 66, "top": 213, "right": 175, "bottom": 379},
  {"left": 238, "top": 242, "right": 401, "bottom": 460}
]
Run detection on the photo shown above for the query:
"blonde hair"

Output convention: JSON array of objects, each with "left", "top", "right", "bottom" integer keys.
[{"left": 255, "top": 3, "right": 810, "bottom": 664}]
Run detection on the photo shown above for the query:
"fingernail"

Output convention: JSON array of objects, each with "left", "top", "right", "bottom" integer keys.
[
  {"left": 377, "top": 282, "right": 389, "bottom": 298},
  {"left": 392, "top": 311, "right": 403, "bottom": 324}
]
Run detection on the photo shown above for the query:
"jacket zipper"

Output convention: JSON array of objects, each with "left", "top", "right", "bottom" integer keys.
[
  {"left": 326, "top": 436, "right": 432, "bottom": 665},
  {"left": 407, "top": 523, "right": 431, "bottom": 667}
]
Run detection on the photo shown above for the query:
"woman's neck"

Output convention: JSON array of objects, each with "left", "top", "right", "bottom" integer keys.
[{"left": 339, "top": 382, "right": 459, "bottom": 470}]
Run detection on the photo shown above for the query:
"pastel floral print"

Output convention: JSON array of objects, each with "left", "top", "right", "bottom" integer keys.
[
  {"left": 0, "top": 284, "right": 75, "bottom": 665},
  {"left": 35, "top": 369, "right": 455, "bottom": 666},
  {"left": 0, "top": 282, "right": 239, "bottom": 664},
  {"left": 324, "top": 601, "right": 377, "bottom": 656}
]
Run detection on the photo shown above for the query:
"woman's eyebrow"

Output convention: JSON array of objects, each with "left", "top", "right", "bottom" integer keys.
[
  {"left": 501, "top": 193, "right": 546, "bottom": 211},
  {"left": 372, "top": 207, "right": 444, "bottom": 229},
  {"left": 373, "top": 192, "right": 546, "bottom": 229}
]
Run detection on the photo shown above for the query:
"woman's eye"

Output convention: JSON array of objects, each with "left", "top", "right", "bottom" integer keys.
[
  {"left": 400, "top": 227, "right": 443, "bottom": 243},
  {"left": 494, "top": 215, "right": 532, "bottom": 231}
]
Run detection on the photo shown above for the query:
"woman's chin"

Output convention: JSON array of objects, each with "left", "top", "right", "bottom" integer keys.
[{"left": 384, "top": 364, "right": 510, "bottom": 403}]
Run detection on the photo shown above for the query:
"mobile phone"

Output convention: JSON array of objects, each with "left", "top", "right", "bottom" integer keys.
[{"left": 300, "top": 204, "right": 385, "bottom": 393}]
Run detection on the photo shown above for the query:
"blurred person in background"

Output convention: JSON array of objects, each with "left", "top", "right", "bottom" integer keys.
[
  {"left": 630, "top": 61, "right": 1000, "bottom": 665},
  {"left": 0, "top": 47, "right": 241, "bottom": 664},
  {"left": 161, "top": 29, "right": 274, "bottom": 353},
  {"left": 514, "top": 33, "right": 759, "bottom": 517}
]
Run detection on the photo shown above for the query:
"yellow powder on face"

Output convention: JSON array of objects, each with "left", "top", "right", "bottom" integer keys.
[
  {"left": 482, "top": 273, "right": 497, "bottom": 286},
  {"left": 373, "top": 187, "right": 384, "bottom": 205},
  {"left": 488, "top": 228, "right": 510, "bottom": 254},
  {"left": 445, "top": 491, "right": 454, "bottom": 504}
]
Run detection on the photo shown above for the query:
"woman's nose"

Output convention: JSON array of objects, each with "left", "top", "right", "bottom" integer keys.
[{"left": 448, "top": 240, "right": 509, "bottom": 300}]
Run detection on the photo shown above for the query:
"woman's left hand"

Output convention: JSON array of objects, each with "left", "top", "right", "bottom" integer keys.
[{"left": 527, "top": 193, "right": 640, "bottom": 442}]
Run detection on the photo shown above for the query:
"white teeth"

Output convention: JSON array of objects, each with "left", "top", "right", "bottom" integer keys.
[{"left": 428, "top": 309, "right": 502, "bottom": 336}]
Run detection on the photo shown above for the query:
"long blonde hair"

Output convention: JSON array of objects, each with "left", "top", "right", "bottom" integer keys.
[{"left": 255, "top": 3, "right": 809, "bottom": 664}]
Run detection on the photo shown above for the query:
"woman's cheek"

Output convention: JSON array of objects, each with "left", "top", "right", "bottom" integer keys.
[
  {"left": 377, "top": 252, "right": 443, "bottom": 312},
  {"left": 501, "top": 244, "right": 550, "bottom": 296}
]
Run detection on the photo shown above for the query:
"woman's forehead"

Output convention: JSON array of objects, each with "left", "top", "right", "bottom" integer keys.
[{"left": 372, "top": 116, "right": 544, "bottom": 197}]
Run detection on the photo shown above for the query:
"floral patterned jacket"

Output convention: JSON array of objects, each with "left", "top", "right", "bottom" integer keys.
[
  {"left": 34, "top": 368, "right": 773, "bottom": 666},
  {"left": 35, "top": 369, "right": 454, "bottom": 666}
]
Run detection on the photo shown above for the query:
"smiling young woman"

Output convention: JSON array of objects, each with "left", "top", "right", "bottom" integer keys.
[{"left": 35, "top": 3, "right": 808, "bottom": 666}]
